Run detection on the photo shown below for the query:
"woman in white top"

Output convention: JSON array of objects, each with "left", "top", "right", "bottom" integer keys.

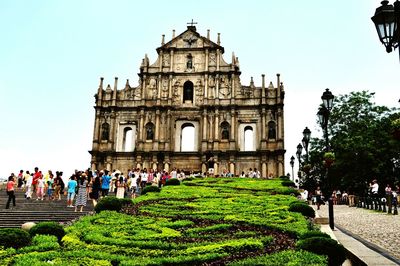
[{"left": 25, "top": 173, "right": 33, "bottom": 199}]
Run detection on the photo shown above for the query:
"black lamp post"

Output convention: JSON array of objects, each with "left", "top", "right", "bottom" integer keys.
[
  {"left": 371, "top": 0, "right": 400, "bottom": 57},
  {"left": 296, "top": 143, "right": 303, "bottom": 186},
  {"left": 290, "top": 156, "right": 295, "bottom": 182},
  {"left": 302, "top": 127, "right": 311, "bottom": 162},
  {"left": 296, "top": 143, "right": 303, "bottom": 167},
  {"left": 317, "top": 88, "right": 335, "bottom": 230}
]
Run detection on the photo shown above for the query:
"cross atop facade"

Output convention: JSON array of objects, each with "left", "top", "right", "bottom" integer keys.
[{"left": 187, "top": 19, "right": 198, "bottom": 27}]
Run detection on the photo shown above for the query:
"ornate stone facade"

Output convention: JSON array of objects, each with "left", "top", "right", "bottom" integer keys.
[{"left": 89, "top": 25, "right": 285, "bottom": 177}]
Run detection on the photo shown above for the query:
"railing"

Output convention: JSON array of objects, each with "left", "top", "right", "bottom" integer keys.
[{"left": 356, "top": 194, "right": 398, "bottom": 215}]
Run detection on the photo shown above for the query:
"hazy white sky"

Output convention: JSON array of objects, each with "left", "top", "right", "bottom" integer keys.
[{"left": 0, "top": 0, "right": 398, "bottom": 179}]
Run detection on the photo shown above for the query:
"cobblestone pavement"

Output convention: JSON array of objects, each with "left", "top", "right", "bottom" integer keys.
[{"left": 314, "top": 205, "right": 400, "bottom": 261}]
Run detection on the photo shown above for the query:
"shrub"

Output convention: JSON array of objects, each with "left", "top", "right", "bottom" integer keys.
[
  {"left": 281, "top": 180, "right": 295, "bottom": 187},
  {"left": 141, "top": 186, "right": 161, "bottom": 195},
  {"left": 119, "top": 198, "right": 134, "bottom": 206},
  {"left": 29, "top": 222, "right": 65, "bottom": 242},
  {"left": 165, "top": 178, "right": 181, "bottom": 186},
  {"left": 94, "top": 196, "right": 123, "bottom": 213},
  {"left": 229, "top": 250, "right": 327, "bottom": 266},
  {"left": 279, "top": 175, "right": 289, "bottom": 180},
  {"left": 182, "top": 177, "right": 194, "bottom": 182},
  {"left": 288, "top": 202, "right": 315, "bottom": 218},
  {"left": 299, "top": 231, "right": 331, "bottom": 240},
  {"left": 296, "top": 237, "right": 346, "bottom": 266},
  {"left": 0, "top": 228, "right": 31, "bottom": 249}
]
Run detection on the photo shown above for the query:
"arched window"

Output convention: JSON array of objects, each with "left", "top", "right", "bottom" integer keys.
[
  {"left": 268, "top": 121, "right": 276, "bottom": 139},
  {"left": 123, "top": 127, "right": 133, "bottom": 151},
  {"left": 101, "top": 123, "right": 110, "bottom": 141},
  {"left": 183, "top": 81, "right": 194, "bottom": 103},
  {"left": 221, "top": 121, "right": 230, "bottom": 140},
  {"left": 145, "top": 123, "right": 155, "bottom": 140},
  {"left": 244, "top": 126, "right": 254, "bottom": 151},
  {"left": 181, "top": 123, "right": 195, "bottom": 151}
]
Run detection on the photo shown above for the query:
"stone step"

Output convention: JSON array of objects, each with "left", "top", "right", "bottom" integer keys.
[{"left": 0, "top": 189, "right": 95, "bottom": 228}]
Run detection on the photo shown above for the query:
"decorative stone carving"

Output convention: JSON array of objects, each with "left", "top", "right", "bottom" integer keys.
[
  {"left": 163, "top": 54, "right": 170, "bottom": 66},
  {"left": 219, "top": 76, "right": 230, "bottom": 98},
  {"left": 161, "top": 78, "right": 169, "bottom": 99},
  {"left": 172, "top": 79, "right": 181, "bottom": 105},
  {"left": 147, "top": 78, "right": 157, "bottom": 99},
  {"left": 195, "top": 78, "right": 203, "bottom": 105},
  {"left": 209, "top": 53, "right": 216, "bottom": 65}
]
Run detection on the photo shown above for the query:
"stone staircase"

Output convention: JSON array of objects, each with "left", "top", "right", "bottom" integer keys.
[{"left": 0, "top": 190, "right": 94, "bottom": 228}]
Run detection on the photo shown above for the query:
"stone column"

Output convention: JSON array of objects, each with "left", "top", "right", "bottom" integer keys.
[
  {"left": 93, "top": 110, "right": 100, "bottom": 142},
  {"left": 215, "top": 74, "right": 219, "bottom": 100},
  {"left": 157, "top": 74, "right": 162, "bottom": 99},
  {"left": 164, "top": 162, "right": 170, "bottom": 172},
  {"left": 277, "top": 110, "right": 283, "bottom": 140},
  {"left": 230, "top": 108, "right": 235, "bottom": 140},
  {"left": 169, "top": 50, "right": 174, "bottom": 72},
  {"left": 204, "top": 74, "right": 208, "bottom": 100},
  {"left": 168, "top": 75, "right": 173, "bottom": 101},
  {"left": 139, "top": 109, "right": 145, "bottom": 141},
  {"left": 106, "top": 156, "right": 112, "bottom": 171},
  {"left": 166, "top": 109, "right": 171, "bottom": 150},
  {"left": 214, "top": 108, "right": 219, "bottom": 140},
  {"left": 205, "top": 49, "right": 209, "bottom": 71},
  {"left": 112, "top": 77, "right": 118, "bottom": 106},
  {"left": 261, "top": 108, "right": 266, "bottom": 140},
  {"left": 202, "top": 109, "right": 207, "bottom": 141},
  {"left": 262, "top": 162, "right": 267, "bottom": 178},
  {"left": 216, "top": 48, "right": 220, "bottom": 71},
  {"left": 229, "top": 162, "right": 235, "bottom": 176},
  {"left": 141, "top": 75, "right": 146, "bottom": 99},
  {"left": 155, "top": 109, "right": 160, "bottom": 140},
  {"left": 208, "top": 113, "right": 214, "bottom": 140},
  {"left": 109, "top": 111, "right": 116, "bottom": 149}
]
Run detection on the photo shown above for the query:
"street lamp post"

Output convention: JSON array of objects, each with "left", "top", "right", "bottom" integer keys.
[
  {"left": 296, "top": 143, "right": 303, "bottom": 188},
  {"left": 290, "top": 156, "right": 295, "bottom": 182},
  {"left": 302, "top": 127, "right": 311, "bottom": 162},
  {"left": 296, "top": 143, "right": 303, "bottom": 168},
  {"left": 371, "top": 0, "right": 400, "bottom": 58},
  {"left": 317, "top": 88, "right": 335, "bottom": 230}
]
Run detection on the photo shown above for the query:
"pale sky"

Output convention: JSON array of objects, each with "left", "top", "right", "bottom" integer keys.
[{"left": 0, "top": 0, "right": 398, "bottom": 179}]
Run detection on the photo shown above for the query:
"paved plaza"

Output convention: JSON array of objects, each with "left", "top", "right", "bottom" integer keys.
[{"left": 314, "top": 204, "right": 400, "bottom": 263}]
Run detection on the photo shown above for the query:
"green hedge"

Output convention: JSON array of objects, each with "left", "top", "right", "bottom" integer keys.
[
  {"left": 288, "top": 202, "right": 315, "bottom": 218},
  {"left": 281, "top": 180, "right": 295, "bottom": 187},
  {"left": 296, "top": 237, "right": 346, "bottom": 266},
  {"left": 141, "top": 186, "right": 161, "bottom": 195},
  {"left": 0, "top": 228, "right": 31, "bottom": 249},
  {"left": 94, "top": 196, "right": 127, "bottom": 213},
  {"left": 29, "top": 222, "right": 65, "bottom": 242},
  {"left": 228, "top": 250, "right": 327, "bottom": 266},
  {"left": 299, "top": 231, "right": 331, "bottom": 240},
  {"left": 165, "top": 178, "right": 181, "bottom": 186}
]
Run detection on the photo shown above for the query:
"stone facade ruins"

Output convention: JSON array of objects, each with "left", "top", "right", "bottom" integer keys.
[{"left": 89, "top": 25, "right": 285, "bottom": 177}]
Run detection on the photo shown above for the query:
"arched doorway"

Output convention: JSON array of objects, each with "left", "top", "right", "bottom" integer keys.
[
  {"left": 181, "top": 123, "right": 195, "bottom": 151},
  {"left": 244, "top": 126, "right": 254, "bottom": 151}
]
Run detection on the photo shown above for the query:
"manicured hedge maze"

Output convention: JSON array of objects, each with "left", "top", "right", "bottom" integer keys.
[{"left": 0, "top": 178, "right": 329, "bottom": 265}]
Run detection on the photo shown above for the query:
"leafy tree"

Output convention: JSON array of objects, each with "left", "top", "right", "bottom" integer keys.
[{"left": 305, "top": 91, "right": 400, "bottom": 196}]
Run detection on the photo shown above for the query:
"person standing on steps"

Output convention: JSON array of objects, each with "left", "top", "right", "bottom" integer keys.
[
  {"left": 5, "top": 175, "right": 16, "bottom": 209},
  {"left": 67, "top": 175, "right": 78, "bottom": 207},
  {"left": 101, "top": 170, "right": 111, "bottom": 197},
  {"left": 75, "top": 173, "right": 88, "bottom": 212}
]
